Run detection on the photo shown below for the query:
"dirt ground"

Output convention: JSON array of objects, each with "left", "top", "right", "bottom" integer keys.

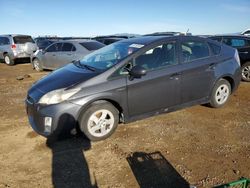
[{"left": 0, "top": 63, "right": 249, "bottom": 188}]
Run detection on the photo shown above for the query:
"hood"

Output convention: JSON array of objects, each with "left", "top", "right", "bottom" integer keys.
[{"left": 28, "top": 63, "right": 100, "bottom": 100}]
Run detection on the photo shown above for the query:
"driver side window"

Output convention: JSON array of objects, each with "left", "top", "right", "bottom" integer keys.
[{"left": 134, "top": 42, "right": 177, "bottom": 71}]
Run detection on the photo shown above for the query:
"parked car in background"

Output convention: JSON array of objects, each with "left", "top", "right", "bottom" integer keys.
[
  {"left": 93, "top": 36, "right": 126, "bottom": 45},
  {"left": 26, "top": 35, "right": 241, "bottom": 141},
  {"left": 209, "top": 35, "right": 250, "bottom": 81},
  {"left": 144, "top": 31, "right": 192, "bottom": 37},
  {"left": 241, "top": 29, "right": 250, "bottom": 36},
  {"left": 0, "top": 34, "right": 38, "bottom": 65},
  {"left": 31, "top": 39, "right": 105, "bottom": 71},
  {"left": 95, "top": 37, "right": 125, "bottom": 45}
]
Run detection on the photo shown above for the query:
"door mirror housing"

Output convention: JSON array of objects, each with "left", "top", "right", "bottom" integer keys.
[{"left": 129, "top": 65, "right": 147, "bottom": 79}]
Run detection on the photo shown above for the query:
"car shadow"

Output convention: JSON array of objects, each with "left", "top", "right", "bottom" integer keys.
[
  {"left": 46, "top": 132, "right": 98, "bottom": 188},
  {"left": 127, "top": 151, "right": 190, "bottom": 188}
]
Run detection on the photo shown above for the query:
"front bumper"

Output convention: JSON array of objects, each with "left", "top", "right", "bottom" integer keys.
[{"left": 25, "top": 98, "right": 82, "bottom": 137}]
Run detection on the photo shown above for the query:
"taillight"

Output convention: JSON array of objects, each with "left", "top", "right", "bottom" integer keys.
[
  {"left": 11, "top": 44, "right": 16, "bottom": 49},
  {"left": 234, "top": 50, "right": 240, "bottom": 66}
]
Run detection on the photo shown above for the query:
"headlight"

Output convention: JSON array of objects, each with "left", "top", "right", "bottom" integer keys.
[{"left": 38, "top": 88, "right": 80, "bottom": 105}]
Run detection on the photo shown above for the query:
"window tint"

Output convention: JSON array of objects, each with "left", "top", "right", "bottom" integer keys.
[
  {"left": 0, "top": 37, "right": 10, "bottom": 45},
  {"left": 62, "top": 43, "right": 75, "bottom": 52},
  {"left": 134, "top": 42, "right": 176, "bottom": 71},
  {"left": 80, "top": 41, "right": 105, "bottom": 51},
  {"left": 13, "top": 36, "right": 34, "bottom": 44},
  {"left": 208, "top": 43, "right": 221, "bottom": 55},
  {"left": 181, "top": 41, "right": 209, "bottom": 63},
  {"left": 46, "top": 43, "right": 63, "bottom": 52}
]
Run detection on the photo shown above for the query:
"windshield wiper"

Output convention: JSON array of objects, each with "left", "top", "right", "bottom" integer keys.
[
  {"left": 73, "top": 61, "right": 96, "bottom": 71},
  {"left": 81, "top": 64, "right": 96, "bottom": 71}
]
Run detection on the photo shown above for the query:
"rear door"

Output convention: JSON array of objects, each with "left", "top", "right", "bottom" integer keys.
[
  {"left": 179, "top": 38, "right": 215, "bottom": 104},
  {"left": 126, "top": 40, "right": 182, "bottom": 117}
]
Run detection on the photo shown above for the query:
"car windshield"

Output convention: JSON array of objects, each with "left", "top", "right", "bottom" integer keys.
[{"left": 79, "top": 42, "right": 143, "bottom": 70}]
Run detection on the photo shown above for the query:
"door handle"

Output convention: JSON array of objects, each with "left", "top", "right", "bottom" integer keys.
[
  {"left": 67, "top": 53, "right": 72, "bottom": 56},
  {"left": 209, "top": 63, "right": 216, "bottom": 70},
  {"left": 239, "top": 51, "right": 248, "bottom": 54},
  {"left": 52, "top": 54, "right": 56, "bottom": 56},
  {"left": 170, "top": 72, "right": 182, "bottom": 80}
]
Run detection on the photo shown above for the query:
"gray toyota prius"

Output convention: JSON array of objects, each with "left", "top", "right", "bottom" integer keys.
[{"left": 26, "top": 36, "right": 241, "bottom": 141}]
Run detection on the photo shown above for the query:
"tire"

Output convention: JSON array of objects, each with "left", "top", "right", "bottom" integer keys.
[
  {"left": 4, "top": 54, "right": 14, "bottom": 66},
  {"left": 79, "top": 101, "right": 119, "bottom": 141},
  {"left": 33, "top": 58, "right": 43, "bottom": 71},
  {"left": 241, "top": 62, "right": 250, "bottom": 82},
  {"left": 209, "top": 79, "right": 231, "bottom": 108}
]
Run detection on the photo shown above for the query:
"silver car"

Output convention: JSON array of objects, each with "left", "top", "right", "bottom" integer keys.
[
  {"left": 31, "top": 40, "right": 105, "bottom": 71},
  {"left": 0, "top": 34, "right": 38, "bottom": 65}
]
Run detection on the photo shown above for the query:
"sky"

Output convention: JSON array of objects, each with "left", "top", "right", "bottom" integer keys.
[{"left": 0, "top": 0, "right": 250, "bottom": 37}]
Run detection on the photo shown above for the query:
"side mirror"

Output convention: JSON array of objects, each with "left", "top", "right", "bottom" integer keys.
[{"left": 129, "top": 65, "right": 147, "bottom": 79}]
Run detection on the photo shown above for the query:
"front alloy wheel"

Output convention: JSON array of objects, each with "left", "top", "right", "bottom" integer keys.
[
  {"left": 33, "top": 59, "right": 43, "bottom": 72},
  {"left": 80, "top": 101, "right": 119, "bottom": 141},
  {"left": 87, "top": 109, "right": 115, "bottom": 138}
]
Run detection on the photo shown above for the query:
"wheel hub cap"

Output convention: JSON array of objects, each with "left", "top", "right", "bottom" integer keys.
[
  {"left": 5, "top": 56, "right": 10, "bottom": 64},
  {"left": 242, "top": 66, "right": 250, "bottom": 80},
  {"left": 215, "top": 84, "right": 229, "bottom": 105},
  {"left": 87, "top": 109, "right": 114, "bottom": 137}
]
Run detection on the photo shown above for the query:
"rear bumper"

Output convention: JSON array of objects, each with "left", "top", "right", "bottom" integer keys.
[{"left": 25, "top": 99, "right": 82, "bottom": 137}]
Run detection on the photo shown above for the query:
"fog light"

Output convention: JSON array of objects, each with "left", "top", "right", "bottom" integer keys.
[{"left": 44, "top": 117, "right": 52, "bottom": 133}]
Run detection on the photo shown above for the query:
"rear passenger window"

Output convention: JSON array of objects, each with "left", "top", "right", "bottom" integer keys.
[
  {"left": 181, "top": 41, "right": 209, "bottom": 63},
  {"left": 208, "top": 43, "right": 221, "bottom": 55},
  {"left": 0, "top": 37, "right": 10, "bottom": 45},
  {"left": 134, "top": 42, "right": 177, "bottom": 71},
  {"left": 62, "top": 43, "right": 75, "bottom": 52},
  {"left": 46, "top": 43, "right": 63, "bottom": 52}
]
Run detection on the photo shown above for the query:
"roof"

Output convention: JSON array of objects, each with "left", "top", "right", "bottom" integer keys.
[
  {"left": 117, "top": 36, "right": 179, "bottom": 45},
  {"left": 209, "top": 34, "right": 250, "bottom": 39},
  {"left": 51, "top": 39, "right": 98, "bottom": 43}
]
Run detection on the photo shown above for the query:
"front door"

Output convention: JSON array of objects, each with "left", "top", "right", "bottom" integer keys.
[{"left": 127, "top": 41, "right": 181, "bottom": 117}]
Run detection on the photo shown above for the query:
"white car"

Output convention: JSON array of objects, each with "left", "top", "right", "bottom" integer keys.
[{"left": 241, "top": 29, "right": 250, "bottom": 36}]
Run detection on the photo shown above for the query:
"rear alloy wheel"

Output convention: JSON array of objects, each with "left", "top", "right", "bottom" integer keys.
[
  {"left": 80, "top": 101, "right": 119, "bottom": 141},
  {"left": 33, "top": 58, "right": 43, "bottom": 72},
  {"left": 241, "top": 62, "right": 250, "bottom": 82},
  {"left": 4, "top": 54, "right": 14, "bottom": 66},
  {"left": 209, "top": 79, "right": 231, "bottom": 108}
]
